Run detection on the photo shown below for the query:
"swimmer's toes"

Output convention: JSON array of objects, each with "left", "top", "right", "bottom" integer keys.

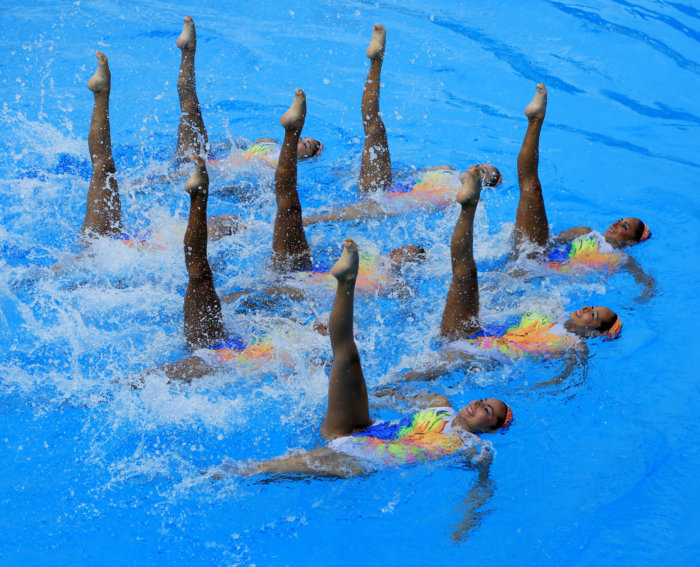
[
  {"left": 524, "top": 83, "right": 547, "bottom": 119},
  {"left": 184, "top": 158, "right": 209, "bottom": 195},
  {"left": 87, "top": 51, "right": 110, "bottom": 93},
  {"left": 366, "top": 23, "right": 387, "bottom": 60},
  {"left": 280, "top": 89, "right": 307, "bottom": 130},
  {"left": 176, "top": 15, "right": 196, "bottom": 50},
  {"left": 456, "top": 167, "right": 482, "bottom": 205},
  {"left": 331, "top": 239, "right": 359, "bottom": 281}
]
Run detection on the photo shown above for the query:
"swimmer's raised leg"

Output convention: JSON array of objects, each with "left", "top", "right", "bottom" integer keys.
[
  {"left": 440, "top": 167, "right": 483, "bottom": 341},
  {"left": 272, "top": 89, "right": 312, "bottom": 272},
  {"left": 176, "top": 15, "right": 209, "bottom": 160},
  {"left": 183, "top": 157, "right": 225, "bottom": 349},
  {"left": 321, "top": 239, "right": 371, "bottom": 439},
  {"left": 359, "top": 24, "right": 392, "bottom": 193},
  {"left": 82, "top": 51, "right": 122, "bottom": 238},
  {"left": 514, "top": 83, "right": 548, "bottom": 252}
]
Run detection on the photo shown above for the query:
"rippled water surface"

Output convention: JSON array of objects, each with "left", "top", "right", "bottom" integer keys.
[{"left": 1, "top": 0, "right": 699, "bottom": 565}]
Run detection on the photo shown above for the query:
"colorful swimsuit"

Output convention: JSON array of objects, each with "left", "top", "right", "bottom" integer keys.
[
  {"left": 328, "top": 407, "right": 489, "bottom": 469},
  {"left": 114, "top": 232, "right": 168, "bottom": 252},
  {"left": 385, "top": 168, "right": 462, "bottom": 209},
  {"left": 193, "top": 336, "right": 276, "bottom": 369},
  {"left": 546, "top": 232, "right": 622, "bottom": 276},
  {"left": 210, "top": 140, "right": 281, "bottom": 171},
  {"left": 239, "top": 141, "right": 281, "bottom": 169},
  {"left": 292, "top": 251, "right": 395, "bottom": 295},
  {"left": 466, "top": 313, "right": 579, "bottom": 359}
]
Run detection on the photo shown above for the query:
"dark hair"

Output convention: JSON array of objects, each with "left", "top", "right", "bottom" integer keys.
[
  {"left": 597, "top": 312, "right": 619, "bottom": 333},
  {"left": 309, "top": 140, "right": 323, "bottom": 158},
  {"left": 485, "top": 167, "right": 502, "bottom": 188},
  {"left": 492, "top": 401, "right": 509, "bottom": 430},
  {"left": 632, "top": 218, "right": 645, "bottom": 242}
]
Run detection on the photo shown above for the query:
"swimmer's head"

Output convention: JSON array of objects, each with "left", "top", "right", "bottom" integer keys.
[
  {"left": 565, "top": 305, "right": 620, "bottom": 338},
  {"left": 457, "top": 398, "right": 510, "bottom": 434},
  {"left": 604, "top": 217, "right": 649, "bottom": 246},
  {"left": 477, "top": 163, "right": 503, "bottom": 188},
  {"left": 297, "top": 137, "right": 323, "bottom": 159},
  {"left": 389, "top": 245, "right": 427, "bottom": 268}
]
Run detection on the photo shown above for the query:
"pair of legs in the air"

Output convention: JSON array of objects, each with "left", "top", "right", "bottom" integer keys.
[
  {"left": 81, "top": 17, "right": 237, "bottom": 242},
  {"left": 240, "top": 237, "right": 507, "bottom": 477},
  {"left": 81, "top": 16, "right": 204, "bottom": 239},
  {"left": 154, "top": 90, "right": 314, "bottom": 383}
]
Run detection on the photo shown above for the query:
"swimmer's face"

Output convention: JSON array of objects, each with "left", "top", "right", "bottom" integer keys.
[
  {"left": 297, "top": 137, "right": 323, "bottom": 159},
  {"left": 458, "top": 398, "right": 507, "bottom": 434},
  {"left": 604, "top": 217, "right": 643, "bottom": 245},
  {"left": 567, "top": 305, "right": 617, "bottom": 335},
  {"left": 476, "top": 164, "right": 502, "bottom": 187},
  {"left": 389, "top": 245, "right": 427, "bottom": 267}
]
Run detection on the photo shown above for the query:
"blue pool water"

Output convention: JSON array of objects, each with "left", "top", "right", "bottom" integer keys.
[{"left": 1, "top": 0, "right": 699, "bottom": 564}]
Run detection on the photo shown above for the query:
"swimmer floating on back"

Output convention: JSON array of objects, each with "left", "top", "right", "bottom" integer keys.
[
  {"left": 174, "top": 16, "right": 321, "bottom": 173},
  {"left": 302, "top": 24, "right": 502, "bottom": 226},
  {"left": 147, "top": 157, "right": 295, "bottom": 383},
  {"left": 224, "top": 239, "right": 511, "bottom": 477},
  {"left": 512, "top": 83, "right": 654, "bottom": 292},
  {"left": 235, "top": 88, "right": 427, "bottom": 298},
  {"left": 389, "top": 167, "right": 622, "bottom": 384}
]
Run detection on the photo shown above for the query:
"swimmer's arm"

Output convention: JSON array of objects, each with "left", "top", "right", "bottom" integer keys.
[
  {"left": 622, "top": 255, "right": 656, "bottom": 302},
  {"left": 450, "top": 453, "right": 494, "bottom": 542},
  {"left": 424, "top": 165, "right": 455, "bottom": 172},
  {"left": 382, "top": 351, "right": 467, "bottom": 384},
  {"left": 303, "top": 200, "right": 393, "bottom": 226},
  {"left": 553, "top": 226, "right": 594, "bottom": 244},
  {"left": 373, "top": 388, "right": 451, "bottom": 409},
  {"left": 220, "top": 285, "right": 308, "bottom": 305},
  {"left": 132, "top": 356, "right": 215, "bottom": 388},
  {"left": 530, "top": 342, "right": 588, "bottom": 389}
]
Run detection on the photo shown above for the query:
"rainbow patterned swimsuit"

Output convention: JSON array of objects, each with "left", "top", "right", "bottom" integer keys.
[
  {"left": 328, "top": 407, "right": 487, "bottom": 468},
  {"left": 240, "top": 141, "right": 280, "bottom": 169},
  {"left": 114, "top": 232, "right": 167, "bottom": 252},
  {"left": 194, "top": 336, "right": 275, "bottom": 369},
  {"left": 295, "top": 251, "right": 395, "bottom": 295},
  {"left": 468, "top": 313, "right": 579, "bottom": 359},
  {"left": 386, "top": 168, "right": 462, "bottom": 209},
  {"left": 545, "top": 233, "right": 622, "bottom": 276}
]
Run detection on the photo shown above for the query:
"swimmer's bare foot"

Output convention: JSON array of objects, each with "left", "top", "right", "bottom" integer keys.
[
  {"left": 184, "top": 157, "right": 209, "bottom": 196},
  {"left": 331, "top": 238, "right": 359, "bottom": 281},
  {"left": 366, "top": 24, "right": 386, "bottom": 60},
  {"left": 280, "top": 89, "right": 306, "bottom": 131},
  {"left": 87, "top": 51, "right": 110, "bottom": 94},
  {"left": 524, "top": 83, "right": 547, "bottom": 120},
  {"left": 176, "top": 15, "right": 196, "bottom": 51},
  {"left": 456, "top": 166, "right": 483, "bottom": 207}
]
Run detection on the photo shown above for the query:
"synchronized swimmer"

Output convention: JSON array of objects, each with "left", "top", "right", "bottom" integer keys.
[{"left": 73, "top": 17, "right": 654, "bottom": 478}]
